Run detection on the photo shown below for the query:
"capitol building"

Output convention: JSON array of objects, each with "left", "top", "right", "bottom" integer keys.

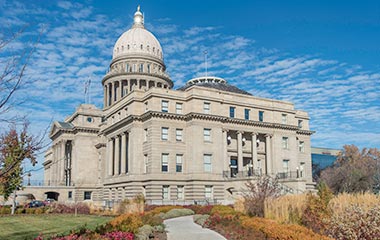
[{"left": 43, "top": 6, "right": 314, "bottom": 205}]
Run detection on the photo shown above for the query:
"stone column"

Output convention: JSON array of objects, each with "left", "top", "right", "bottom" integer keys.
[
  {"left": 265, "top": 134, "right": 272, "bottom": 175},
  {"left": 237, "top": 131, "right": 243, "bottom": 174},
  {"left": 251, "top": 132, "right": 258, "bottom": 169},
  {"left": 115, "top": 136, "right": 120, "bottom": 175},
  {"left": 109, "top": 83, "right": 113, "bottom": 105},
  {"left": 103, "top": 85, "right": 107, "bottom": 107},
  {"left": 121, "top": 133, "right": 126, "bottom": 174},
  {"left": 107, "top": 139, "right": 113, "bottom": 176},
  {"left": 119, "top": 80, "right": 123, "bottom": 99},
  {"left": 222, "top": 129, "right": 228, "bottom": 172},
  {"left": 126, "top": 131, "right": 130, "bottom": 174},
  {"left": 60, "top": 141, "right": 65, "bottom": 184}
]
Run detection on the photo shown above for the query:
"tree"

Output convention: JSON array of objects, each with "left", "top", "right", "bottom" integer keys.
[
  {"left": 320, "top": 145, "right": 380, "bottom": 194},
  {"left": 242, "top": 175, "right": 283, "bottom": 217},
  {"left": 0, "top": 124, "right": 41, "bottom": 197},
  {"left": 0, "top": 25, "right": 41, "bottom": 122}
]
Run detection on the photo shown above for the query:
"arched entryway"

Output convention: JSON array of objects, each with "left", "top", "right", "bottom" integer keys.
[{"left": 45, "top": 191, "right": 60, "bottom": 201}]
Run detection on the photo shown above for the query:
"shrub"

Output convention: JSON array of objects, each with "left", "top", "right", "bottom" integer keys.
[
  {"left": 241, "top": 216, "right": 332, "bottom": 240},
  {"left": 141, "top": 213, "right": 163, "bottom": 226},
  {"left": 145, "top": 205, "right": 183, "bottom": 215},
  {"left": 135, "top": 225, "right": 154, "bottom": 240},
  {"left": 25, "top": 208, "right": 36, "bottom": 214},
  {"left": 325, "top": 205, "right": 380, "bottom": 240},
  {"left": 109, "top": 213, "right": 143, "bottom": 233},
  {"left": 243, "top": 176, "right": 283, "bottom": 217},
  {"left": 101, "top": 231, "right": 134, "bottom": 240},
  {"left": 210, "top": 205, "right": 236, "bottom": 216},
  {"left": 193, "top": 214, "right": 209, "bottom": 227},
  {"left": 265, "top": 194, "right": 307, "bottom": 224},
  {"left": 184, "top": 205, "right": 213, "bottom": 215},
  {"left": 302, "top": 183, "right": 333, "bottom": 233},
  {"left": 48, "top": 203, "right": 90, "bottom": 214},
  {"left": 329, "top": 192, "right": 380, "bottom": 216},
  {"left": 15, "top": 208, "right": 25, "bottom": 214},
  {"left": 0, "top": 206, "right": 11, "bottom": 214},
  {"left": 161, "top": 208, "right": 194, "bottom": 219}
]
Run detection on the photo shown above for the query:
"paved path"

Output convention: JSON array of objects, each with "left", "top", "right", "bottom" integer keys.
[{"left": 164, "top": 215, "right": 227, "bottom": 240}]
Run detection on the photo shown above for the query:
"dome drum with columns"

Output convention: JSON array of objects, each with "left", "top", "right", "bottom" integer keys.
[{"left": 102, "top": 6, "right": 172, "bottom": 108}]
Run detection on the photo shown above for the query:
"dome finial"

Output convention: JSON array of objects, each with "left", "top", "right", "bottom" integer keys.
[{"left": 133, "top": 5, "right": 144, "bottom": 28}]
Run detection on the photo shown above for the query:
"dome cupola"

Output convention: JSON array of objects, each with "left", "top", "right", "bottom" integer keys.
[
  {"left": 112, "top": 5, "right": 164, "bottom": 62},
  {"left": 102, "top": 6, "right": 172, "bottom": 109}
]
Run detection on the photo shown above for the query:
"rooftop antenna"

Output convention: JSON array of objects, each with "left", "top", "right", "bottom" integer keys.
[
  {"left": 204, "top": 50, "right": 208, "bottom": 78},
  {"left": 84, "top": 76, "right": 91, "bottom": 104}
]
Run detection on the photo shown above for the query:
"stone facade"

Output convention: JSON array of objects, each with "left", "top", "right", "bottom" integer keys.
[{"left": 43, "top": 6, "right": 314, "bottom": 205}]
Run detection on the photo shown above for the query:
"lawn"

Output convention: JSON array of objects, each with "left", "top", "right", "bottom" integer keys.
[{"left": 0, "top": 214, "right": 112, "bottom": 240}]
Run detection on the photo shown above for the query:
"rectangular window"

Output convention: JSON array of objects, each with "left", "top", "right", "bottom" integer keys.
[
  {"left": 176, "top": 154, "right": 183, "bottom": 172},
  {"left": 84, "top": 191, "right": 92, "bottom": 200},
  {"left": 282, "top": 137, "right": 289, "bottom": 149},
  {"left": 244, "top": 109, "right": 250, "bottom": 120},
  {"left": 162, "top": 185, "right": 169, "bottom": 200},
  {"left": 205, "top": 185, "right": 213, "bottom": 199},
  {"left": 300, "top": 162, "right": 305, "bottom": 178},
  {"left": 298, "top": 120, "right": 303, "bottom": 128},
  {"left": 68, "top": 191, "right": 72, "bottom": 199},
  {"left": 283, "top": 159, "right": 290, "bottom": 173},
  {"left": 259, "top": 111, "right": 264, "bottom": 122},
  {"left": 161, "top": 100, "right": 168, "bottom": 112},
  {"left": 282, "top": 114, "right": 287, "bottom": 124},
  {"left": 177, "top": 186, "right": 184, "bottom": 200},
  {"left": 139, "top": 63, "right": 144, "bottom": 72},
  {"left": 176, "top": 129, "right": 183, "bottom": 141},
  {"left": 204, "top": 102, "right": 210, "bottom": 114},
  {"left": 299, "top": 141, "right": 305, "bottom": 153},
  {"left": 161, "top": 154, "right": 169, "bottom": 172},
  {"left": 203, "top": 128, "right": 211, "bottom": 142},
  {"left": 229, "top": 107, "right": 235, "bottom": 118},
  {"left": 144, "top": 128, "right": 148, "bottom": 142},
  {"left": 175, "top": 103, "right": 183, "bottom": 114},
  {"left": 204, "top": 154, "right": 212, "bottom": 172},
  {"left": 161, "top": 127, "right": 168, "bottom": 140}
]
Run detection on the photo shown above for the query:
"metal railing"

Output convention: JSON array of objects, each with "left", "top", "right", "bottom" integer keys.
[
  {"left": 222, "top": 170, "right": 262, "bottom": 179},
  {"left": 276, "top": 171, "right": 303, "bottom": 180}
]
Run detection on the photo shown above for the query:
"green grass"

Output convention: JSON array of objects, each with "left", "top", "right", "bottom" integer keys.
[{"left": 0, "top": 214, "right": 112, "bottom": 240}]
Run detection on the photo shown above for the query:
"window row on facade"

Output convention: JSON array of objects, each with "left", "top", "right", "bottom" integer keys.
[
  {"left": 115, "top": 44, "right": 163, "bottom": 59},
  {"left": 161, "top": 100, "right": 304, "bottom": 127},
  {"left": 162, "top": 185, "right": 213, "bottom": 200}
]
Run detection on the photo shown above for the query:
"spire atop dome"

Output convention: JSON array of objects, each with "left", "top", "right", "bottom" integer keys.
[{"left": 133, "top": 5, "right": 144, "bottom": 28}]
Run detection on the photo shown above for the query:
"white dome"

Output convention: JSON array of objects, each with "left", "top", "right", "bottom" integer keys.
[
  {"left": 113, "top": 28, "right": 163, "bottom": 60},
  {"left": 112, "top": 6, "right": 163, "bottom": 61}
]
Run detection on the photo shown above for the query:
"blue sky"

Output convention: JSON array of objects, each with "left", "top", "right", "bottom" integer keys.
[{"left": 1, "top": 1, "right": 379, "bottom": 180}]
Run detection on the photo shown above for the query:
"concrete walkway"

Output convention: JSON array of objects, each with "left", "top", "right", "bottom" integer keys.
[{"left": 164, "top": 215, "right": 227, "bottom": 240}]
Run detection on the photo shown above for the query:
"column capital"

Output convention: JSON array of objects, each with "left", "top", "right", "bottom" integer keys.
[
  {"left": 222, "top": 128, "right": 229, "bottom": 133},
  {"left": 237, "top": 130, "right": 244, "bottom": 135},
  {"left": 251, "top": 132, "right": 259, "bottom": 136},
  {"left": 265, "top": 133, "right": 273, "bottom": 138}
]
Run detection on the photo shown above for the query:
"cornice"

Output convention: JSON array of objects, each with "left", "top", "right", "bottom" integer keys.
[{"left": 102, "top": 111, "right": 313, "bottom": 135}]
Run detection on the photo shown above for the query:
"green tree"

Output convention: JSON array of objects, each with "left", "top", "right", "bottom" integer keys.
[
  {"left": 0, "top": 124, "right": 41, "bottom": 199},
  {"left": 320, "top": 145, "right": 380, "bottom": 194}
]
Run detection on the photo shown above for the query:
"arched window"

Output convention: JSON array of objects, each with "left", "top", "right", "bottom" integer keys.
[
  {"left": 147, "top": 45, "right": 150, "bottom": 51},
  {"left": 139, "top": 63, "right": 143, "bottom": 73},
  {"left": 127, "top": 44, "right": 130, "bottom": 50},
  {"left": 140, "top": 44, "right": 143, "bottom": 50},
  {"left": 153, "top": 47, "right": 155, "bottom": 53},
  {"left": 147, "top": 64, "right": 151, "bottom": 73},
  {"left": 122, "top": 46, "right": 124, "bottom": 51},
  {"left": 125, "top": 63, "right": 129, "bottom": 72}
]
